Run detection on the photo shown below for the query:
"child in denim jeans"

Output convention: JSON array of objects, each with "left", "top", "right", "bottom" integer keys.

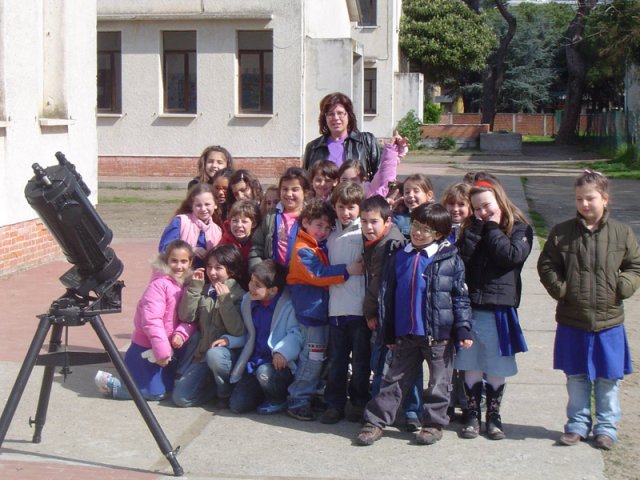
[
  {"left": 228, "top": 260, "right": 304, "bottom": 414},
  {"left": 538, "top": 170, "right": 640, "bottom": 449},
  {"left": 286, "top": 199, "right": 364, "bottom": 421}
]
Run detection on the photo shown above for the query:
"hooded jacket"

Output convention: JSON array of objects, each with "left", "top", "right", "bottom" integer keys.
[
  {"left": 178, "top": 277, "right": 247, "bottom": 360},
  {"left": 130, "top": 260, "right": 197, "bottom": 361},
  {"left": 378, "top": 239, "right": 472, "bottom": 345},
  {"left": 230, "top": 290, "right": 304, "bottom": 383},
  {"left": 538, "top": 211, "right": 640, "bottom": 331}
]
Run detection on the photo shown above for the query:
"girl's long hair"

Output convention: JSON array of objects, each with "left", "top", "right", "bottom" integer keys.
[
  {"left": 465, "top": 180, "right": 528, "bottom": 235},
  {"left": 197, "top": 145, "right": 233, "bottom": 183},
  {"left": 172, "top": 183, "right": 215, "bottom": 220}
]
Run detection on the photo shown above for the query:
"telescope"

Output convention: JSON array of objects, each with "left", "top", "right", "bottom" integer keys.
[{"left": 0, "top": 152, "right": 183, "bottom": 476}]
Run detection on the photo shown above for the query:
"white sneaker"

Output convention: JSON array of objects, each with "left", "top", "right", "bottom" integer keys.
[{"left": 94, "top": 370, "right": 113, "bottom": 396}]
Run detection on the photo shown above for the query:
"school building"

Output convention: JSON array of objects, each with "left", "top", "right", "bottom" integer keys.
[{"left": 96, "top": 0, "right": 423, "bottom": 178}]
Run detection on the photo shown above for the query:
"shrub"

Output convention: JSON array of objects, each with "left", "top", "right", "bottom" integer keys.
[
  {"left": 395, "top": 110, "right": 422, "bottom": 148},
  {"left": 437, "top": 136, "right": 456, "bottom": 150},
  {"left": 423, "top": 102, "right": 442, "bottom": 124}
]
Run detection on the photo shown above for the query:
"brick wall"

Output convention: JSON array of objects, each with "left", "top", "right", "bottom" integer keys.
[
  {"left": 421, "top": 124, "right": 490, "bottom": 138},
  {"left": 99, "top": 156, "right": 302, "bottom": 178},
  {"left": 0, "top": 219, "right": 61, "bottom": 277}
]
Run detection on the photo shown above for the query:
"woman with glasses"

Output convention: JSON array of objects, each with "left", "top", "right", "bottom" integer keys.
[{"left": 303, "top": 92, "right": 381, "bottom": 181}]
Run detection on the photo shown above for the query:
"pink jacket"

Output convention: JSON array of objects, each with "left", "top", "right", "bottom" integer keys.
[
  {"left": 364, "top": 143, "right": 406, "bottom": 198},
  {"left": 130, "top": 261, "right": 197, "bottom": 361}
]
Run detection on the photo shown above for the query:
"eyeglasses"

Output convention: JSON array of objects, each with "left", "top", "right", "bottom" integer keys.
[
  {"left": 410, "top": 222, "right": 437, "bottom": 235},
  {"left": 325, "top": 110, "right": 347, "bottom": 119}
]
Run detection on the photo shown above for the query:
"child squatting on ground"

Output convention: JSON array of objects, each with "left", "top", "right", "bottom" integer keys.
[
  {"left": 538, "top": 169, "right": 640, "bottom": 450},
  {"left": 171, "top": 245, "right": 247, "bottom": 408},
  {"left": 95, "top": 240, "right": 198, "bottom": 400},
  {"left": 227, "top": 260, "right": 304, "bottom": 414},
  {"left": 356, "top": 203, "right": 473, "bottom": 446}
]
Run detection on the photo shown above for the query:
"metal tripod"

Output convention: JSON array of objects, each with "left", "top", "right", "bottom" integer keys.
[{"left": 0, "top": 284, "right": 184, "bottom": 476}]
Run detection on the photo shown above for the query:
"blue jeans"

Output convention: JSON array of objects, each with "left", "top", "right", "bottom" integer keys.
[
  {"left": 371, "top": 342, "right": 422, "bottom": 417},
  {"left": 565, "top": 374, "right": 621, "bottom": 441},
  {"left": 230, "top": 363, "right": 294, "bottom": 413},
  {"left": 288, "top": 324, "right": 328, "bottom": 408},
  {"left": 206, "top": 346, "right": 239, "bottom": 399},
  {"left": 172, "top": 360, "right": 216, "bottom": 407},
  {"left": 325, "top": 318, "right": 371, "bottom": 410}
]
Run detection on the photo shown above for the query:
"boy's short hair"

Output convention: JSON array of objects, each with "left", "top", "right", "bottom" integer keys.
[
  {"left": 361, "top": 195, "right": 392, "bottom": 221},
  {"left": 330, "top": 181, "right": 365, "bottom": 207},
  {"left": 411, "top": 203, "right": 451, "bottom": 238},
  {"left": 308, "top": 159, "right": 339, "bottom": 181},
  {"left": 251, "top": 259, "right": 286, "bottom": 291},
  {"left": 227, "top": 199, "right": 261, "bottom": 228},
  {"left": 298, "top": 198, "right": 336, "bottom": 227}
]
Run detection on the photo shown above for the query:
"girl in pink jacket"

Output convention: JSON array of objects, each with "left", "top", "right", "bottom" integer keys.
[{"left": 95, "top": 240, "right": 199, "bottom": 400}]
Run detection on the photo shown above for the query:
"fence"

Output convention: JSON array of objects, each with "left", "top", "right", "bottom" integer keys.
[{"left": 442, "top": 112, "right": 590, "bottom": 136}]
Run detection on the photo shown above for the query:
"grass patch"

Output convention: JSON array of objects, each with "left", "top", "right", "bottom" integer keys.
[
  {"left": 577, "top": 143, "right": 640, "bottom": 179},
  {"left": 523, "top": 135, "right": 555, "bottom": 144},
  {"left": 521, "top": 176, "right": 548, "bottom": 247},
  {"left": 100, "top": 196, "right": 179, "bottom": 204}
]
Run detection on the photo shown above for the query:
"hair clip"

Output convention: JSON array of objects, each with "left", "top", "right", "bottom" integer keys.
[
  {"left": 583, "top": 168, "right": 603, "bottom": 176},
  {"left": 473, "top": 180, "right": 494, "bottom": 189}
]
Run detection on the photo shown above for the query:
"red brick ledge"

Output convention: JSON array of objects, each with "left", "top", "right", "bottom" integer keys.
[{"left": 99, "top": 156, "right": 302, "bottom": 178}]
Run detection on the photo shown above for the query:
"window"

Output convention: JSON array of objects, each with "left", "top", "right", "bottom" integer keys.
[
  {"left": 358, "top": 0, "right": 377, "bottom": 27},
  {"left": 364, "top": 68, "right": 377, "bottom": 114},
  {"left": 163, "top": 31, "right": 196, "bottom": 113},
  {"left": 97, "top": 32, "right": 122, "bottom": 113},
  {"left": 238, "top": 31, "right": 273, "bottom": 114}
]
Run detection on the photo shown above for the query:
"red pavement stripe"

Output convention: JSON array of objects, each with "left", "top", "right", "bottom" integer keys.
[{"left": 0, "top": 459, "right": 161, "bottom": 479}]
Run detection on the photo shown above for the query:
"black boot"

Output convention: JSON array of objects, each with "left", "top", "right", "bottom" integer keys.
[
  {"left": 485, "top": 383, "right": 506, "bottom": 440},
  {"left": 460, "top": 382, "right": 483, "bottom": 439}
]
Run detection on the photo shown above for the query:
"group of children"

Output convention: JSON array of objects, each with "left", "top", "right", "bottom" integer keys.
[{"left": 95, "top": 140, "right": 640, "bottom": 450}]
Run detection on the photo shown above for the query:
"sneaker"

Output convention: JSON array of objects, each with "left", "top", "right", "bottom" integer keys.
[
  {"left": 287, "top": 404, "right": 315, "bottom": 421},
  {"left": 257, "top": 401, "right": 287, "bottom": 415},
  {"left": 94, "top": 370, "right": 113, "bottom": 396},
  {"left": 594, "top": 434, "right": 614, "bottom": 450},
  {"left": 415, "top": 426, "right": 443, "bottom": 445},
  {"left": 320, "top": 407, "right": 344, "bottom": 424},
  {"left": 558, "top": 432, "right": 583, "bottom": 446},
  {"left": 356, "top": 422, "right": 383, "bottom": 446}
]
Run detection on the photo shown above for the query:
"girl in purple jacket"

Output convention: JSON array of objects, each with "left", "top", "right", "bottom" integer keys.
[{"left": 95, "top": 240, "right": 199, "bottom": 400}]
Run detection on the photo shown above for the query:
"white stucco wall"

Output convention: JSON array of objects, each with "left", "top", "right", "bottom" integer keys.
[
  {"left": 97, "top": 0, "right": 305, "bottom": 158},
  {"left": 0, "top": 0, "right": 97, "bottom": 227}
]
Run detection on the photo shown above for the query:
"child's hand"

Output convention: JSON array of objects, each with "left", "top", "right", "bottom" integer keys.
[
  {"left": 194, "top": 247, "right": 207, "bottom": 259},
  {"left": 459, "top": 339, "right": 473, "bottom": 349},
  {"left": 366, "top": 317, "right": 378, "bottom": 331},
  {"left": 214, "top": 282, "right": 231, "bottom": 297},
  {"left": 171, "top": 335, "right": 184, "bottom": 349},
  {"left": 157, "top": 357, "right": 170, "bottom": 367},
  {"left": 347, "top": 257, "right": 364, "bottom": 276},
  {"left": 211, "top": 337, "right": 229, "bottom": 348},
  {"left": 392, "top": 130, "right": 409, "bottom": 155},
  {"left": 272, "top": 352, "right": 288, "bottom": 370},
  {"left": 192, "top": 268, "right": 205, "bottom": 282}
]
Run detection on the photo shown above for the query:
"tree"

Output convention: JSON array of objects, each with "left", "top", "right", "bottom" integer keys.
[
  {"left": 497, "top": 2, "right": 575, "bottom": 113},
  {"left": 399, "top": 0, "right": 496, "bottom": 85},
  {"left": 556, "top": 0, "right": 598, "bottom": 145},
  {"left": 479, "top": 1, "right": 516, "bottom": 129}
]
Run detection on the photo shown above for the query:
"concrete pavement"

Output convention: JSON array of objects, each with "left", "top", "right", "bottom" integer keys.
[{"left": 1, "top": 148, "right": 637, "bottom": 479}]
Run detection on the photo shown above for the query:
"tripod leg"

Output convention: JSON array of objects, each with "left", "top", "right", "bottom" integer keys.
[
  {"left": 0, "top": 315, "right": 52, "bottom": 447},
  {"left": 90, "top": 315, "right": 184, "bottom": 477},
  {"left": 31, "top": 323, "right": 64, "bottom": 443}
]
